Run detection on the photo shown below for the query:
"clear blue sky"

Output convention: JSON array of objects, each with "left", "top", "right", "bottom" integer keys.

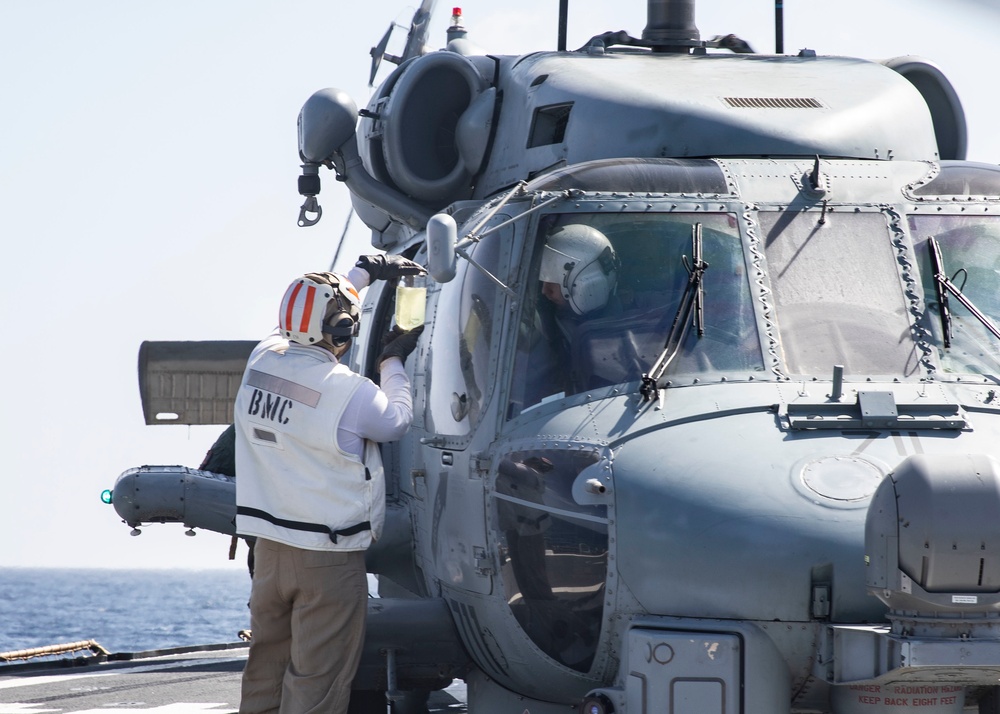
[{"left": 1, "top": 0, "right": 997, "bottom": 570}]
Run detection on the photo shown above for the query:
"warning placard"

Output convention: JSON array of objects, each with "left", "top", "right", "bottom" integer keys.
[{"left": 831, "top": 684, "right": 964, "bottom": 713}]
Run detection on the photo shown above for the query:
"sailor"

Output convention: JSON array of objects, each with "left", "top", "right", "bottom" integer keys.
[
  {"left": 197, "top": 424, "right": 258, "bottom": 576},
  {"left": 199, "top": 424, "right": 236, "bottom": 478},
  {"left": 235, "top": 255, "right": 424, "bottom": 714}
]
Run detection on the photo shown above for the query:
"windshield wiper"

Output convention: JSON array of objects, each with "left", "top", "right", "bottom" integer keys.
[
  {"left": 929, "top": 236, "right": 953, "bottom": 347},
  {"left": 929, "top": 236, "right": 1000, "bottom": 345},
  {"left": 640, "top": 223, "right": 709, "bottom": 404}
]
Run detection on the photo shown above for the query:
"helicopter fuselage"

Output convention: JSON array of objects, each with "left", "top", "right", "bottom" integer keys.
[
  {"left": 112, "top": 2, "right": 1000, "bottom": 710},
  {"left": 352, "top": 155, "right": 1000, "bottom": 713}
]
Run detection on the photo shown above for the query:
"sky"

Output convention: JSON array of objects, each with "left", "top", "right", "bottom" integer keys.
[{"left": 1, "top": 0, "right": 998, "bottom": 571}]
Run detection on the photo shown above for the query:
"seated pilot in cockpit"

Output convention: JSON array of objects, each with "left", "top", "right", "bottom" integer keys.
[{"left": 532, "top": 224, "right": 621, "bottom": 396}]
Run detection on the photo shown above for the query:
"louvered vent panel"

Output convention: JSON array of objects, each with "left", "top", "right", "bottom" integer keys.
[{"left": 724, "top": 97, "right": 823, "bottom": 109}]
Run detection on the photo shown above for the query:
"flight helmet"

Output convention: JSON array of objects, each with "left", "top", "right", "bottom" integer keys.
[
  {"left": 279, "top": 272, "right": 361, "bottom": 346},
  {"left": 538, "top": 224, "right": 619, "bottom": 314}
]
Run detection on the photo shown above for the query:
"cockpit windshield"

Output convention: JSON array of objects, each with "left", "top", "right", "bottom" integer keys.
[
  {"left": 910, "top": 215, "right": 1000, "bottom": 375},
  {"left": 760, "top": 211, "right": 917, "bottom": 377},
  {"left": 509, "top": 212, "right": 763, "bottom": 417}
]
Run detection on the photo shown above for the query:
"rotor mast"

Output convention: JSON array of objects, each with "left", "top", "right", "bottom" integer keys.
[{"left": 642, "top": 0, "right": 701, "bottom": 53}]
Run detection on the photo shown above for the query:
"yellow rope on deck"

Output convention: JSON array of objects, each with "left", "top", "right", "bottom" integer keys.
[{"left": 0, "top": 640, "right": 110, "bottom": 662}]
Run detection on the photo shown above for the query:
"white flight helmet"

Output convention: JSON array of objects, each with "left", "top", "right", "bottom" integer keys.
[
  {"left": 538, "top": 224, "right": 619, "bottom": 315},
  {"left": 279, "top": 272, "right": 361, "bottom": 346}
]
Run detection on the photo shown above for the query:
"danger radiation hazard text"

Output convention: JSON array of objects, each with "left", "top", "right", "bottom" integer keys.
[{"left": 847, "top": 684, "right": 963, "bottom": 708}]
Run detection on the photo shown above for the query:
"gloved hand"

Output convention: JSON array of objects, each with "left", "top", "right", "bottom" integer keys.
[
  {"left": 379, "top": 325, "right": 424, "bottom": 366},
  {"left": 356, "top": 254, "right": 426, "bottom": 282}
]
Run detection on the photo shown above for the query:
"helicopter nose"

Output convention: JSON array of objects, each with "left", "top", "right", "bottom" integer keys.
[{"left": 609, "top": 431, "right": 877, "bottom": 622}]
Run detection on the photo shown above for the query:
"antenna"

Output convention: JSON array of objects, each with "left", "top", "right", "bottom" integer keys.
[
  {"left": 775, "top": 0, "right": 784, "bottom": 53},
  {"left": 558, "top": 0, "right": 568, "bottom": 51}
]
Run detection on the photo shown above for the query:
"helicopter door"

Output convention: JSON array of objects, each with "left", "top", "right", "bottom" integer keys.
[
  {"left": 422, "top": 222, "right": 511, "bottom": 441},
  {"left": 415, "top": 224, "right": 514, "bottom": 596}
]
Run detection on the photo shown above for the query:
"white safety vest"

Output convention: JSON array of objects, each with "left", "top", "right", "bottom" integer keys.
[{"left": 234, "top": 335, "right": 385, "bottom": 551}]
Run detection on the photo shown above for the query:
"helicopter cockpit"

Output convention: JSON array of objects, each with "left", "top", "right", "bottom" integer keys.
[
  {"left": 509, "top": 211, "right": 763, "bottom": 416},
  {"left": 413, "top": 157, "right": 1000, "bottom": 439}
]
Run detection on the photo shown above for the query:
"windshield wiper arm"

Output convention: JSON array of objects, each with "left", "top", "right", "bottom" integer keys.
[
  {"left": 929, "top": 236, "right": 1000, "bottom": 345},
  {"left": 929, "top": 236, "right": 953, "bottom": 347},
  {"left": 640, "top": 223, "right": 709, "bottom": 404}
]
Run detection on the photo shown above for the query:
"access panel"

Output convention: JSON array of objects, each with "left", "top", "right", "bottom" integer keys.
[{"left": 626, "top": 628, "right": 741, "bottom": 714}]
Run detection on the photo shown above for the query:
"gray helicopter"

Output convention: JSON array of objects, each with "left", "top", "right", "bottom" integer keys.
[{"left": 108, "top": 0, "right": 1000, "bottom": 712}]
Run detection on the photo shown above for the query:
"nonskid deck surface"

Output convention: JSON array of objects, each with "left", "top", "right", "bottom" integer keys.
[{"left": 0, "top": 644, "right": 467, "bottom": 713}]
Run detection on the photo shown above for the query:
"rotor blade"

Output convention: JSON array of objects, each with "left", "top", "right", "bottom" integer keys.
[
  {"left": 369, "top": 24, "right": 394, "bottom": 86},
  {"left": 401, "top": 0, "right": 437, "bottom": 61}
]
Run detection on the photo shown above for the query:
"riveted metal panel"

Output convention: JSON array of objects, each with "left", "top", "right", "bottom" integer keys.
[{"left": 626, "top": 628, "right": 740, "bottom": 714}]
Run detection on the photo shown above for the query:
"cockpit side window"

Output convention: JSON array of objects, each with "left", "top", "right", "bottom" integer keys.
[
  {"left": 909, "top": 215, "right": 1000, "bottom": 375},
  {"left": 508, "top": 212, "right": 762, "bottom": 417},
  {"left": 424, "top": 226, "right": 505, "bottom": 436},
  {"left": 493, "top": 448, "right": 608, "bottom": 673}
]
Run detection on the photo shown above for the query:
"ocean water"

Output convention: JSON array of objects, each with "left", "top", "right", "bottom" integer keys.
[{"left": 0, "top": 568, "right": 252, "bottom": 655}]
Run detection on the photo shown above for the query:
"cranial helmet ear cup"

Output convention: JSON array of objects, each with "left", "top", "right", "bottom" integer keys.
[
  {"left": 280, "top": 272, "right": 361, "bottom": 345},
  {"left": 322, "top": 313, "right": 358, "bottom": 340},
  {"left": 567, "top": 260, "right": 616, "bottom": 315}
]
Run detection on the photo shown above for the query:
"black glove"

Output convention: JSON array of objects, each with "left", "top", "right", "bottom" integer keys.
[
  {"left": 356, "top": 254, "right": 426, "bottom": 282},
  {"left": 379, "top": 325, "right": 424, "bottom": 365}
]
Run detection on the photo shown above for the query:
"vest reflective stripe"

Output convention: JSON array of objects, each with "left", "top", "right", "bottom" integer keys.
[
  {"left": 246, "top": 369, "right": 322, "bottom": 407},
  {"left": 236, "top": 505, "right": 370, "bottom": 544},
  {"left": 235, "top": 334, "right": 386, "bottom": 551}
]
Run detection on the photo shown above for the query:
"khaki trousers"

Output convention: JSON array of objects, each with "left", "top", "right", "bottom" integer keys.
[{"left": 239, "top": 538, "right": 367, "bottom": 714}]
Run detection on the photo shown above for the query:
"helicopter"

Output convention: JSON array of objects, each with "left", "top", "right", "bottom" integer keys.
[{"left": 107, "top": 0, "right": 1000, "bottom": 712}]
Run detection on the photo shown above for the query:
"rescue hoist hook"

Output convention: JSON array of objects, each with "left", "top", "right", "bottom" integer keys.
[
  {"left": 297, "top": 163, "right": 323, "bottom": 227},
  {"left": 298, "top": 196, "right": 323, "bottom": 227}
]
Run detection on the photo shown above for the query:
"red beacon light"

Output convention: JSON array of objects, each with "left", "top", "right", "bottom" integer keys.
[{"left": 447, "top": 7, "right": 466, "bottom": 41}]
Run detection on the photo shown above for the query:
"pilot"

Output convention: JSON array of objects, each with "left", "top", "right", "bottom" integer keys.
[
  {"left": 538, "top": 223, "right": 620, "bottom": 321},
  {"left": 533, "top": 224, "right": 620, "bottom": 396},
  {"left": 235, "top": 254, "right": 424, "bottom": 714}
]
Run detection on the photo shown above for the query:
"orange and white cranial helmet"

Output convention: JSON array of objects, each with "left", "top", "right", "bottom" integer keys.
[{"left": 279, "top": 272, "right": 361, "bottom": 345}]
